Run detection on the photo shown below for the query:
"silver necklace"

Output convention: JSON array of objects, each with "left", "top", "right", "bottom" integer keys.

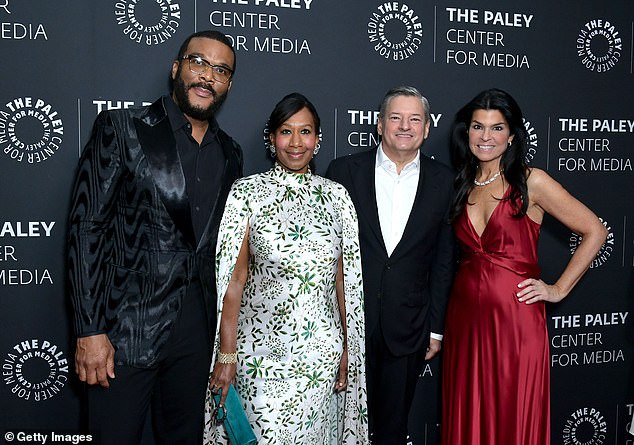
[{"left": 474, "top": 170, "right": 502, "bottom": 187}]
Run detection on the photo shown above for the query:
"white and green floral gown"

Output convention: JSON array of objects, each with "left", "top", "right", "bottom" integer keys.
[{"left": 204, "top": 163, "right": 368, "bottom": 445}]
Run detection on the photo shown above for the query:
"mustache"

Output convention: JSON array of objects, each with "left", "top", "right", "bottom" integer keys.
[{"left": 189, "top": 82, "right": 217, "bottom": 97}]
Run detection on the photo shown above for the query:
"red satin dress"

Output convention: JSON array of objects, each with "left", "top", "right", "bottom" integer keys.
[{"left": 441, "top": 189, "right": 550, "bottom": 445}]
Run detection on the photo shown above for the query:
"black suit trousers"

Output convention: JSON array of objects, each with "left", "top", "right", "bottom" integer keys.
[
  {"left": 85, "top": 281, "right": 212, "bottom": 445},
  {"left": 367, "top": 326, "right": 425, "bottom": 445}
]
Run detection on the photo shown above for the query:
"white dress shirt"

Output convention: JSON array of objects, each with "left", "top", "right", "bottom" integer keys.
[
  {"left": 375, "top": 144, "right": 420, "bottom": 257},
  {"left": 374, "top": 144, "right": 442, "bottom": 341}
]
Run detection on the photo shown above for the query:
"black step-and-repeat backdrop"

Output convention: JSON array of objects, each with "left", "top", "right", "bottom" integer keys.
[{"left": 1, "top": 1, "right": 632, "bottom": 444}]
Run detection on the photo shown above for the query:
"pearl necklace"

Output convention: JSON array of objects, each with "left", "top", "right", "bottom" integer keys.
[{"left": 473, "top": 170, "right": 502, "bottom": 187}]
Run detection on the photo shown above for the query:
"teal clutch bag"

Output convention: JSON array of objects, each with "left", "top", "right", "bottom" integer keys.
[{"left": 212, "top": 384, "right": 257, "bottom": 445}]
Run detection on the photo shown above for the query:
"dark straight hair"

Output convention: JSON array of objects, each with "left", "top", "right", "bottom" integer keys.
[
  {"left": 265, "top": 93, "right": 321, "bottom": 170},
  {"left": 266, "top": 92, "right": 321, "bottom": 136}
]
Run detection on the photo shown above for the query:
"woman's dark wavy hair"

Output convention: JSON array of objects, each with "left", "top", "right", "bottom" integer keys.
[{"left": 450, "top": 88, "right": 529, "bottom": 221}]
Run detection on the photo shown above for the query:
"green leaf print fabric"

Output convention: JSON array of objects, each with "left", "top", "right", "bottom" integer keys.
[{"left": 204, "top": 164, "right": 369, "bottom": 444}]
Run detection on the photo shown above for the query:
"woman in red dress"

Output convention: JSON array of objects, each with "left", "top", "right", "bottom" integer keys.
[{"left": 441, "top": 89, "right": 607, "bottom": 445}]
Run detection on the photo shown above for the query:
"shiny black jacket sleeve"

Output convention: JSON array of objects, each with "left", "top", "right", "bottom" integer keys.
[{"left": 67, "top": 110, "right": 122, "bottom": 337}]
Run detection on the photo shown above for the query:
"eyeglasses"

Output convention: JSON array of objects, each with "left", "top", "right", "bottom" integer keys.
[{"left": 181, "top": 55, "right": 233, "bottom": 84}]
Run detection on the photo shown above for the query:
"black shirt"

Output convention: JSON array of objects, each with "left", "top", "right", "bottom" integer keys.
[{"left": 164, "top": 95, "right": 226, "bottom": 244}]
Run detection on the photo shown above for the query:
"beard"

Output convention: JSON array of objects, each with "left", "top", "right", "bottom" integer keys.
[{"left": 172, "top": 72, "right": 228, "bottom": 121}]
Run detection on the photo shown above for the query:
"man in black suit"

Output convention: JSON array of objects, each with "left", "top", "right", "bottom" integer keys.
[
  {"left": 67, "top": 30, "right": 242, "bottom": 444},
  {"left": 326, "top": 86, "right": 455, "bottom": 444}
]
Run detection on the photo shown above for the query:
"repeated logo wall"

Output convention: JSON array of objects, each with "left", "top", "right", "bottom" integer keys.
[{"left": 1, "top": 1, "right": 632, "bottom": 444}]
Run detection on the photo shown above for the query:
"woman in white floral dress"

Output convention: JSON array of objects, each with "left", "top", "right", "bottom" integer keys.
[{"left": 204, "top": 93, "right": 368, "bottom": 444}]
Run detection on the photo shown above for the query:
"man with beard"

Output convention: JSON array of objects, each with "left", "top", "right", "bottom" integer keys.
[{"left": 67, "top": 30, "right": 243, "bottom": 444}]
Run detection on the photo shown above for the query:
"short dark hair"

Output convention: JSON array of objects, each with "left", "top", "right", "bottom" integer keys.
[{"left": 176, "top": 30, "right": 236, "bottom": 72}]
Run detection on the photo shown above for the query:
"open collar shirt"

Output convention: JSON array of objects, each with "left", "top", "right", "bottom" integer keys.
[
  {"left": 374, "top": 144, "right": 442, "bottom": 341},
  {"left": 165, "top": 95, "right": 225, "bottom": 245}
]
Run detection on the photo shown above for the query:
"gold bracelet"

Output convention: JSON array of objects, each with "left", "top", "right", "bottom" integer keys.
[{"left": 217, "top": 351, "right": 237, "bottom": 364}]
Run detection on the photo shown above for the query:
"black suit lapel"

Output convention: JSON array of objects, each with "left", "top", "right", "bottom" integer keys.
[
  {"left": 350, "top": 150, "right": 387, "bottom": 253},
  {"left": 134, "top": 99, "right": 197, "bottom": 248},
  {"left": 391, "top": 157, "right": 438, "bottom": 258}
]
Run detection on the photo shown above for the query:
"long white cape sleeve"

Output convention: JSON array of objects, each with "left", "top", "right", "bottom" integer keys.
[
  {"left": 203, "top": 178, "right": 252, "bottom": 444},
  {"left": 336, "top": 185, "right": 370, "bottom": 444}
]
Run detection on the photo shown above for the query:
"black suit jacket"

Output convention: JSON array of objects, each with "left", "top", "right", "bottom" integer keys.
[
  {"left": 326, "top": 148, "right": 455, "bottom": 356},
  {"left": 67, "top": 97, "right": 243, "bottom": 367}
]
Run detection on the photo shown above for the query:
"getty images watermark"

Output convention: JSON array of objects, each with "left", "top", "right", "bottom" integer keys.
[{"left": 3, "top": 431, "right": 93, "bottom": 444}]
